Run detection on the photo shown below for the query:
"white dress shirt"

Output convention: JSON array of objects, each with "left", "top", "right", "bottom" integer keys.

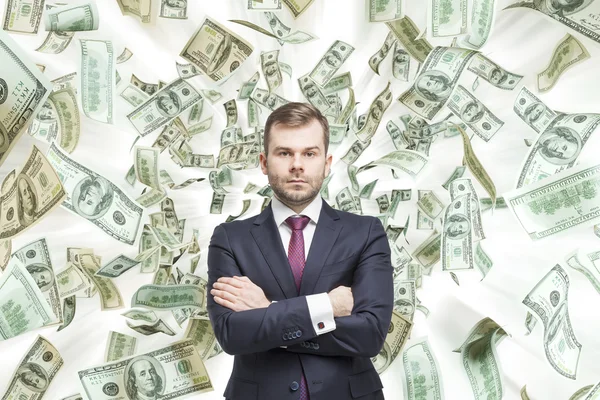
[{"left": 270, "top": 194, "right": 336, "bottom": 338}]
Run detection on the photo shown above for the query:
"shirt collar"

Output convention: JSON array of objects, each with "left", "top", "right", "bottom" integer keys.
[{"left": 271, "top": 194, "right": 322, "bottom": 228}]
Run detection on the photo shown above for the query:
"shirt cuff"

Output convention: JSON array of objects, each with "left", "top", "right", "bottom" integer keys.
[{"left": 305, "top": 292, "right": 336, "bottom": 335}]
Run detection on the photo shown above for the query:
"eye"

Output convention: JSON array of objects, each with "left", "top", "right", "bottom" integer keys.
[
  {"left": 306, "top": 152, "right": 314, "bottom": 157},
  {"left": 279, "top": 151, "right": 288, "bottom": 156}
]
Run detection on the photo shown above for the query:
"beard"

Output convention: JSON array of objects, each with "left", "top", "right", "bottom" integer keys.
[{"left": 268, "top": 167, "right": 325, "bottom": 207}]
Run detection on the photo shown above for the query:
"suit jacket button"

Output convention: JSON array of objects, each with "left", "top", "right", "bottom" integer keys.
[
  {"left": 290, "top": 381, "right": 299, "bottom": 391},
  {"left": 283, "top": 333, "right": 288, "bottom": 340},
  {"left": 296, "top": 330, "right": 302, "bottom": 337},
  {"left": 315, "top": 344, "right": 320, "bottom": 349}
]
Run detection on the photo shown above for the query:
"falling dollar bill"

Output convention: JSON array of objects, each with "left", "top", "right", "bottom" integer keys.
[
  {"left": 460, "top": 0, "right": 497, "bottom": 49},
  {"left": 448, "top": 85, "right": 504, "bottom": 142},
  {"left": 513, "top": 86, "right": 557, "bottom": 133},
  {"left": 523, "top": 264, "right": 581, "bottom": 379},
  {"left": 428, "top": 0, "right": 468, "bottom": 37},
  {"left": 467, "top": 53, "right": 523, "bottom": 90},
  {"left": 2, "top": 335, "right": 63, "bottom": 399},
  {"left": 0, "top": 30, "right": 53, "bottom": 167},
  {"left": 248, "top": 0, "right": 282, "bottom": 11},
  {"left": 356, "top": 82, "right": 393, "bottom": 143},
  {"left": 504, "top": 1, "right": 600, "bottom": 45},
  {"left": 386, "top": 16, "right": 433, "bottom": 63},
  {"left": 46, "top": 142, "right": 142, "bottom": 245},
  {"left": 95, "top": 254, "right": 140, "bottom": 278},
  {"left": 116, "top": 0, "right": 151, "bottom": 23},
  {"left": 505, "top": 162, "right": 600, "bottom": 240},
  {"left": 401, "top": 337, "right": 444, "bottom": 400},
  {"left": 282, "top": 0, "right": 315, "bottom": 18},
  {"left": 0, "top": 258, "right": 55, "bottom": 340},
  {"left": 132, "top": 284, "right": 207, "bottom": 310},
  {"left": 127, "top": 78, "right": 202, "bottom": 137},
  {"left": 369, "top": 0, "right": 403, "bottom": 22},
  {"left": 441, "top": 193, "right": 474, "bottom": 270},
  {"left": 399, "top": 46, "right": 477, "bottom": 120},
  {"left": 105, "top": 331, "right": 137, "bottom": 362},
  {"left": 309, "top": 40, "right": 355, "bottom": 86},
  {"left": 370, "top": 310, "right": 412, "bottom": 374},
  {"left": 80, "top": 39, "right": 115, "bottom": 124},
  {"left": 12, "top": 238, "right": 63, "bottom": 326},
  {"left": 515, "top": 113, "right": 600, "bottom": 189},
  {"left": 159, "top": 0, "right": 187, "bottom": 19},
  {"left": 44, "top": 0, "right": 100, "bottom": 31},
  {"left": 0, "top": 145, "right": 66, "bottom": 239},
  {"left": 3, "top": 0, "right": 46, "bottom": 33},
  {"left": 450, "top": 178, "right": 485, "bottom": 241},
  {"left": 537, "top": 33, "right": 590, "bottom": 92},
  {"left": 78, "top": 339, "right": 214, "bottom": 399},
  {"left": 180, "top": 16, "right": 254, "bottom": 82},
  {"left": 357, "top": 149, "right": 429, "bottom": 178}
]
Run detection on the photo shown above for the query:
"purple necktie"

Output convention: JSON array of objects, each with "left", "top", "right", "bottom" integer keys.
[{"left": 285, "top": 215, "right": 311, "bottom": 400}]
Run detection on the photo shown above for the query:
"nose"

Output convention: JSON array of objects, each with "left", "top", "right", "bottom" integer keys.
[{"left": 290, "top": 154, "right": 304, "bottom": 170}]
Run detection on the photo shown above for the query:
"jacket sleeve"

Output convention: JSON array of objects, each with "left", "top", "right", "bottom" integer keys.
[
  {"left": 284, "top": 217, "right": 394, "bottom": 358},
  {"left": 207, "top": 223, "right": 319, "bottom": 356}
]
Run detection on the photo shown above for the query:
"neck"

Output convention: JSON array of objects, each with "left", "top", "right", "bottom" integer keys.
[{"left": 274, "top": 193, "right": 313, "bottom": 215}]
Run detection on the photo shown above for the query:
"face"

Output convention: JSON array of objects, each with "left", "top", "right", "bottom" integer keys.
[
  {"left": 21, "top": 371, "right": 46, "bottom": 389},
  {"left": 132, "top": 360, "right": 158, "bottom": 395},
  {"left": 168, "top": 0, "right": 185, "bottom": 7},
  {"left": 447, "top": 219, "right": 468, "bottom": 237},
  {"left": 543, "top": 136, "right": 578, "bottom": 159},
  {"left": 18, "top": 178, "right": 35, "bottom": 213},
  {"left": 490, "top": 69, "right": 504, "bottom": 84},
  {"left": 265, "top": 63, "right": 278, "bottom": 76},
  {"left": 260, "top": 120, "right": 332, "bottom": 211},
  {"left": 326, "top": 54, "right": 342, "bottom": 68},
  {"left": 159, "top": 96, "right": 177, "bottom": 115},
  {"left": 395, "top": 54, "right": 409, "bottom": 64},
  {"left": 462, "top": 103, "right": 480, "bottom": 122},
  {"left": 31, "top": 269, "right": 49, "bottom": 289},
  {"left": 528, "top": 104, "right": 545, "bottom": 121},
  {"left": 418, "top": 75, "right": 445, "bottom": 93},
  {"left": 79, "top": 183, "right": 102, "bottom": 216},
  {"left": 306, "top": 85, "right": 318, "bottom": 98},
  {"left": 370, "top": 104, "right": 383, "bottom": 121}
]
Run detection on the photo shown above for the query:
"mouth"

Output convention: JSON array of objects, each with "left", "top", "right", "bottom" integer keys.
[{"left": 288, "top": 180, "right": 306, "bottom": 183}]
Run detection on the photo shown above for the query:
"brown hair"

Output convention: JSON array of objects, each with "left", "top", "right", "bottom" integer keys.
[{"left": 264, "top": 102, "right": 329, "bottom": 157}]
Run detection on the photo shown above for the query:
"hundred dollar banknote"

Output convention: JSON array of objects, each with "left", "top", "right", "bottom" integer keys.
[
  {"left": 0, "top": 30, "right": 53, "bottom": 167},
  {"left": 370, "top": 310, "right": 412, "bottom": 374},
  {"left": 44, "top": 0, "right": 99, "bottom": 31},
  {"left": 180, "top": 16, "right": 253, "bottom": 82},
  {"left": 105, "top": 331, "right": 137, "bottom": 362},
  {"left": 80, "top": 39, "right": 115, "bottom": 124},
  {"left": 127, "top": 78, "right": 202, "bottom": 137},
  {"left": 386, "top": 16, "right": 433, "bottom": 63},
  {"left": 78, "top": 252, "right": 124, "bottom": 310},
  {"left": 356, "top": 82, "right": 393, "bottom": 143},
  {"left": 248, "top": 0, "right": 282, "bottom": 11},
  {"left": 309, "top": 40, "right": 355, "bottom": 86},
  {"left": 504, "top": 0, "right": 600, "bottom": 45},
  {"left": 0, "top": 145, "right": 66, "bottom": 239},
  {"left": 159, "top": 0, "right": 187, "bottom": 19},
  {"left": 523, "top": 264, "right": 581, "bottom": 379},
  {"left": 1, "top": 335, "right": 63, "bottom": 399},
  {"left": 184, "top": 317, "right": 220, "bottom": 360},
  {"left": 460, "top": 0, "right": 497, "bottom": 49},
  {"left": 132, "top": 284, "right": 207, "bottom": 310},
  {"left": 401, "top": 337, "right": 444, "bottom": 400},
  {"left": 513, "top": 86, "right": 557, "bottom": 133},
  {"left": 282, "top": 0, "right": 315, "bottom": 18},
  {"left": 449, "top": 178, "right": 484, "bottom": 241},
  {"left": 95, "top": 254, "right": 140, "bottom": 278},
  {"left": 467, "top": 53, "right": 523, "bottom": 90},
  {"left": 369, "top": 0, "right": 403, "bottom": 22},
  {"left": 428, "top": 0, "right": 468, "bottom": 37},
  {"left": 78, "top": 339, "right": 214, "bottom": 399},
  {"left": 12, "top": 238, "right": 63, "bottom": 326},
  {"left": 116, "top": 0, "right": 151, "bottom": 23},
  {"left": 515, "top": 112, "right": 600, "bottom": 188},
  {"left": 448, "top": 85, "right": 504, "bottom": 142},
  {"left": 399, "top": 46, "right": 477, "bottom": 121},
  {"left": 565, "top": 249, "right": 600, "bottom": 296},
  {"left": 0, "top": 258, "right": 54, "bottom": 340},
  {"left": 357, "top": 149, "right": 429, "bottom": 178},
  {"left": 3, "top": 0, "right": 45, "bottom": 33},
  {"left": 441, "top": 193, "right": 474, "bottom": 270},
  {"left": 506, "top": 162, "right": 600, "bottom": 240},
  {"left": 46, "top": 142, "right": 142, "bottom": 245},
  {"left": 537, "top": 33, "right": 590, "bottom": 93}
]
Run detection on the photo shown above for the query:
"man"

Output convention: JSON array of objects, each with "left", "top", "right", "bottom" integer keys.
[
  {"left": 75, "top": 176, "right": 113, "bottom": 219},
  {"left": 125, "top": 357, "right": 164, "bottom": 400},
  {"left": 208, "top": 102, "right": 393, "bottom": 400},
  {"left": 17, "top": 174, "right": 37, "bottom": 227}
]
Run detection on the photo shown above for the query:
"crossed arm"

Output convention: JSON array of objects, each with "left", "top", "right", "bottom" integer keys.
[{"left": 206, "top": 217, "right": 394, "bottom": 358}]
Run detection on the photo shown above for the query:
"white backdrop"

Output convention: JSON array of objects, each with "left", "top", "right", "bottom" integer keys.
[{"left": 1, "top": 0, "right": 600, "bottom": 399}]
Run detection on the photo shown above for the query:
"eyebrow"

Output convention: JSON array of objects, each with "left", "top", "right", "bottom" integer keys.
[{"left": 273, "top": 146, "right": 320, "bottom": 152}]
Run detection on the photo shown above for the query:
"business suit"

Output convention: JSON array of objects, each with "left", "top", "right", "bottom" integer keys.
[{"left": 207, "top": 194, "right": 394, "bottom": 400}]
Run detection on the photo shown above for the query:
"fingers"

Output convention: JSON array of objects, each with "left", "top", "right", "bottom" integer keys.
[
  {"left": 211, "top": 288, "right": 237, "bottom": 303},
  {"left": 213, "top": 294, "right": 236, "bottom": 310},
  {"left": 217, "top": 277, "right": 245, "bottom": 288}
]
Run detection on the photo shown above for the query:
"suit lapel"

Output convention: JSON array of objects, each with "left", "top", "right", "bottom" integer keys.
[
  {"left": 250, "top": 198, "right": 342, "bottom": 299},
  {"left": 300, "top": 199, "right": 342, "bottom": 296}
]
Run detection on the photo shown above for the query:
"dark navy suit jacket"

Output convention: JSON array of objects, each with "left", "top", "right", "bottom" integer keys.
[{"left": 207, "top": 197, "right": 394, "bottom": 400}]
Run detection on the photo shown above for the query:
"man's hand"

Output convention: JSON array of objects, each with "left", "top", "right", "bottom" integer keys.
[
  {"left": 211, "top": 276, "right": 270, "bottom": 311},
  {"left": 328, "top": 285, "right": 354, "bottom": 317}
]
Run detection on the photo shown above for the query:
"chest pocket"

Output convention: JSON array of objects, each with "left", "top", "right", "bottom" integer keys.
[{"left": 320, "top": 251, "right": 359, "bottom": 276}]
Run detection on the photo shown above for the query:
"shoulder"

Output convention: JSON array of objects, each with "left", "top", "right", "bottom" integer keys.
[{"left": 333, "top": 208, "right": 381, "bottom": 230}]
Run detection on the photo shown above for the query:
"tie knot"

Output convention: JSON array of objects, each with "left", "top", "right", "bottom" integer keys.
[{"left": 285, "top": 215, "right": 310, "bottom": 231}]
